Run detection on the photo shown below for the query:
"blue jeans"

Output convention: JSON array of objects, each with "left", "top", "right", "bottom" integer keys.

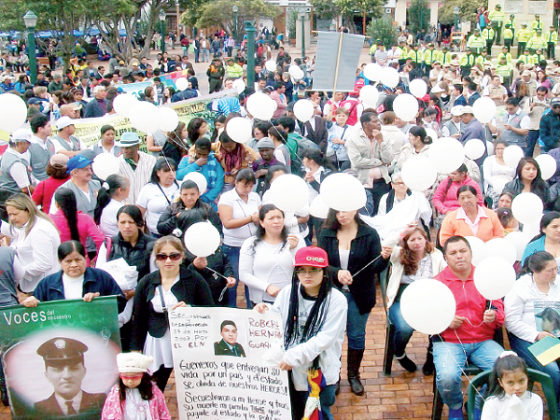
[
  {"left": 344, "top": 291, "right": 369, "bottom": 350},
  {"left": 388, "top": 299, "right": 414, "bottom": 356},
  {"left": 222, "top": 244, "right": 252, "bottom": 309},
  {"left": 201, "top": 48, "right": 210, "bottom": 62},
  {"left": 509, "top": 333, "right": 560, "bottom": 414},
  {"left": 525, "top": 130, "right": 539, "bottom": 157},
  {"left": 433, "top": 340, "right": 504, "bottom": 409}
]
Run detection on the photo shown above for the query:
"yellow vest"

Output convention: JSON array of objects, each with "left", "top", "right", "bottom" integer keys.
[
  {"left": 496, "top": 64, "right": 512, "bottom": 77},
  {"left": 547, "top": 30, "right": 558, "bottom": 43},
  {"left": 423, "top": 49, "right": 439, "bottom": 65},
  {"left": 517, "top": 29, "right": 532, "bottom": 43},
  {"left": 488, "top": 10, "right": 505, "bottom": 23},
  {"left": 503, "top": 29, "right": 513, "bottom": 40},
  {"left": 497, "top": 52, "right": 513, "bottom": 63},
  {"left": 482, "top": 28, "right": 495, "bottom": 41}
]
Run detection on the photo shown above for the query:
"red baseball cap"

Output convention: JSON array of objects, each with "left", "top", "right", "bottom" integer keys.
[{"left": 294, "top": 247, "right": 329, "bottom": 268}]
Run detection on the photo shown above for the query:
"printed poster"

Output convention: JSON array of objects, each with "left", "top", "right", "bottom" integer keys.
[
  {"left": 169, "top": 306, "right": 292, "bottom": 420},
  {"left": 534, "top": 300, "right": 560, "bottom": 336},
  {"left": 0, "top": 297, "right": 121, "bottom": 420}
]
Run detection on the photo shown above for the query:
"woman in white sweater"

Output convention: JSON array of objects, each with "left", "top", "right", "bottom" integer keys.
[
  {"left": 239, "top": 204, "right": 304, "bottom": 305},
  {"left": 254, "top": 246, "right": 347, "bottom": 420},
  {"left": 504, "top": 251, "right": 560, "bottom": 406},
  {"left": 1, "top": 194, "right": 60, "bottom": 294},
  {"left": 482, "top": 140, "right": 515, "bottom": 208}
]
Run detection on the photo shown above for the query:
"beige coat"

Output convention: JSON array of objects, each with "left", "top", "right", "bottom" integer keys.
[{"left": 346, "top": 128, "right": 393, "bottom": 185}]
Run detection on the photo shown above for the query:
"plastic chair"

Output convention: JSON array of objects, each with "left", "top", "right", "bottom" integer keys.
[{"left": 466, "top": 368, "right": 558, "bottom": 420}]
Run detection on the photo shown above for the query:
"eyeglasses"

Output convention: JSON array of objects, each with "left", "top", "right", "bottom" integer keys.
[
  {"left": 296, "top": 267, "right": 322, "bottom": 275},
  {"left": 553, "top": 105, "right": 560, "bottom": 109},
  {"left": 155, "top": 253, "right": 182, "bottom": 261},
  {"left": 119, "top": 373, "right": 143, "bottom": 381}
]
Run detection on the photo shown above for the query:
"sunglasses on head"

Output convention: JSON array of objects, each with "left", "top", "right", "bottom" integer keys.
[
  {"left": 119, "top": 373, "right": 144, "bottom": 381},
  {"left": 155, "top": 253, "right": 182, "bottom": 261}
]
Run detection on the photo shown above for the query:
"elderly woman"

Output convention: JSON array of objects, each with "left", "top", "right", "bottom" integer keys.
[
  {"left": 131, "top": 236, "right": 214, "bottom": 392},
  {"left": 32, "top": 154, "right": 70, "bottom": 214},
  {"left": 1, "top": 194, "right": 60, "bottom": 294},
  {"left": 387, "top": 227, "right": 447, "bottom": 374},
  {"left": 521, "top": 211, "right": 560, "bottom": 266},
  {"left": 505, "top": 251, "right": 560, "bottom": 411},
  {"left": 439, "top": 185, "right": 504, "bottom": 245}
]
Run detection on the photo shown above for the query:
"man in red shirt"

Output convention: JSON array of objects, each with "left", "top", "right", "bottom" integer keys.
[{"left": 433, "top": 236, "right": 505, "bottom": 420}]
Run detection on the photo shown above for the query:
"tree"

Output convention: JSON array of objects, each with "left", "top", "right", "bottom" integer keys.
[
  {"left": 335, "top": 0, "right": 384, "bottom": 33},
  {"left": 187, "top": 0, "right": 282, "bottom": 36},
  {"left": 367, "top": 16, "right": 398, "bottom": 47},
  {"left": 309, "top": 0, "right": 341, "bottom": 21},
  {"left": 407, "top": 0, "right": 429, "bottom": 35},
  {"left": 438, "top": 0, "right": 486, "bottom": 27}
]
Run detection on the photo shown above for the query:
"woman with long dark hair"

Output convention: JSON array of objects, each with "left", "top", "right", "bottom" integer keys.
[
  {"left": 503, "top": 157, "right": 550, "bottom": 206},
  {"left": 91, "top": 125, "right": 122, "bottom": 157},
  {"left": 239, "top": 204, "right": 304, "bottom": 306},
  {"left": 162, "top": 122, "right": 189, "bottom": 165},
  {"left": 521, "top": 211, "right": 560, "bottom": 265},
  {"left": 187, "top": 117, "right": 208, "bottom": 145},
  {"left": 254, "top": 247, "right": 347, "bottom": 420},
  {"left": 318, "top": 208, "right": 391, "bottom": 396},
  {"left": 50, "top": 188, "right": 104, "bottom": 263},
  {"left": 95, "top": 174, "right": 130, "bottom": 237}
]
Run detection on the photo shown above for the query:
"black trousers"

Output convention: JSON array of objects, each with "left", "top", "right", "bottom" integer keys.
[
  {"left": 153, "top": 365, "right": 173, "bottom": 392},
  {"left": 367, "top": 179, "right": 391, "bottom": 216},
  {"left": 518, "top": 42, "right": 526, "bottom": 57},
  {"left": 486, "top": 40, "right": 494, "bottom": 55},
  {"left": 504, "top": 39, "right": 512, "bottom": 52},
  {"left": 548, "top": 42, "right": 556, "bottom": 59}
]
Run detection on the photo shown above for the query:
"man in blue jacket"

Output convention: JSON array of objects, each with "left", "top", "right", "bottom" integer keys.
[{"left": 540, "top": 97, "right": 560, "bottom": 152}]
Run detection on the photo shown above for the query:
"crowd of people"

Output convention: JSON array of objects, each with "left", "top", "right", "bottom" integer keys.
[{"left": 3, "top": 19, "right": 560, "bottom": 420}]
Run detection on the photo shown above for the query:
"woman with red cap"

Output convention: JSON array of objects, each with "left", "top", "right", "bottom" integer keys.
[{"left": 254, "top": 246, "right": 347, "bottom": 420}]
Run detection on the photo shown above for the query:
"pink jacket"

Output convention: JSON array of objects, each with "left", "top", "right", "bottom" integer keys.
[
  {"left": 270, "top": 90, "right": 287, "bottom": 119},
  {"left": 101, "top": 383, "right": 171, "bottom": 420},
  {"left": 50, "top": 211, "right": 105, "bottom": 259},
  {"left": 432, "top": 175, "right": 483, "bottom": 214}
]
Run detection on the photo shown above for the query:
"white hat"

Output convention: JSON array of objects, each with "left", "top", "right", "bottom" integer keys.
[
  {"left": 56, "top": 116, "right": 75, "bottom": 130},
  {"left": 451, "top": 106, "right": 464, "bottom": 117},
  {"left": 431, "top": 84, "right": 445, "bottom": 94},
  {"left": 117, "top": 353, "right": 153, "bottom": 373},
  {"left": 11, "top": 128, "right": 32, "bottom": 143}
]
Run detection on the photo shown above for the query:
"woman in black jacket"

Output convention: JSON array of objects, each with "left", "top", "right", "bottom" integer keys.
[
  {"left": 131, "top": 235, "right": 214, "bottom": 392},
  {"left": 157, "top": 180, "right": 222, "bottom": 236},
  {"left": 318, "top": 209, "right": 391, "bottom": 396},
  {"left": 503, "top": 157, "right": 550, "bottom": 207}
]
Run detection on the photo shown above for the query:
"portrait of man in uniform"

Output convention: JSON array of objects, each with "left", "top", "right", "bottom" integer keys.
[{"left": 214, "top": 320, "right": 246, "bottom": 357}]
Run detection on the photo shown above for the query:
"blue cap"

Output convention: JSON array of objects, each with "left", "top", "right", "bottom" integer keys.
[
  {"left": 27, "top": 97, "right": 41, "bottom": 105},
  {"left": 67, "top": 155, "right": 92, "bottom": 174},
  {"left": 119, "top": 132, "right": 141, "bottom": 147}
]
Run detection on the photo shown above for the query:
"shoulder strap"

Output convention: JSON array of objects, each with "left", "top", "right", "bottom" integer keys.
[
  {"left": 155, "top": 182, "right": 172, "bottom": 205},
  {"left": 158, "top": 285, "right": 167, "bottom": 312}
]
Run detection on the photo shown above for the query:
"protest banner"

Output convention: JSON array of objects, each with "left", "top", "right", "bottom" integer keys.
[
  {"left": 114, "top": 81, "right": 153, "bottom": 99},
  {"left": 0, "top": 297, "right": 121, "bottom": 420},
  {"left": 169, "top": 306, "right": 291, "bottom": 420}
]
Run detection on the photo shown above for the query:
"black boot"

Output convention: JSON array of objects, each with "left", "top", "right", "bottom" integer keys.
[
  {"left": 422, "top": 349, "right": 434, "bottom": 376},
  {"left": 396, "top": 354, "right": 417, "bottom": 373},
  {"left": 334, "top": 379, "right": 340, "bottom": 395},
  {"left": 347, "top": 348, "right": 365, "bottom": 396}
]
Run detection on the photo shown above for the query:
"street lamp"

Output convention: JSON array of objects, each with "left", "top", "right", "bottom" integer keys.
[
  {"left": 299, "top": 13, "right": 306, "bottom": 59},
  {"left": 453, "top": 7, "right": 460, "bottom": 31},
  {"left": 245, "top": 21, "right": 256, "bottom": 89},
  {"left": 233, "top": 5, "right": 239, "bottom": 45},
  {"left": 159, "top": 9, "right": 166, "bottom": 54},
  {"left": 23, "top": 10, "right": 38, "bottom": 85}
]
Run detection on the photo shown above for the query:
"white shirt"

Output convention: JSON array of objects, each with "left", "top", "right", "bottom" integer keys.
[
  {"left": 55, "top": 391, "right": 83, "bottom": 416},
  {"left": 99, "top": 199, "right": 125, "bottom": 237},
  {"left": 136, "top": 183, "right": 180, "bottom": 234},
  {"left": 52, "top": 136, "right": 87, "bottom": 153},
  {"left": 481, "top": 392, "right": 543, "bottom": 420},
  {"left": 62, "top": 273, "right": 84, "bottom": 300},
  {"left": 124, "top": 388, "right": 153, "bottom": 420},
  {"left": 504, "top": 108, "right": 531, "bottom": 130},
  {"left": 1, "top": 217, "right": 61, "bottom": 293},
  {"left": 218, "top": 189, "right": 261, "bottom": 247}
]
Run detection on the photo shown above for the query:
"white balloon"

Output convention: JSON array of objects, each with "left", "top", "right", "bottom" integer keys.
[
  {"left": 363, "top": 63, "right": 381, "bottom": 82},
  {"left": 359, "top": 85, "right": 379, "bottom": 108},
  {"left": 425, "top": 128, "right": 439, "bottom": 143},
  {"left": 512, "top": 192, "right": 544, "bottom": 225},
  {"left": 473, "top": 97, "right": 497, "bottom": 124},
  {"left": 0, "top": 94, "right": 27, "bottom": 133},
  {"left": 464, "top": 139, "right": 486, "bottom": 160},
  {"left": 492, "top": 178, "right": 509, "bottom": 195},
  {"left": 320, "top": 173, "right": 367, "bottom": 211},
  {"left": 474, "top": 257, "right": 516, "bottom": 300},
  {"left": 113, "top": 94, "right": 139, "bottom": 118},
  {"left": 175, "top": 77, "right": 189, "bottom": 92},
  {"left": 400, "top": 279, "right": 456, "bottom": 335},
  {"left": 182, "top": 171, "right": 208, "bottom": 194},
  {"left": 409, "top": 79, "right": 428, "bottom": 98},
  {"left": 486, "top": 141, "right": 494, "bottom": 156},
  {"left": 92, "top": 153, "right": 120, "bottom": 180},
  {"left": 246, "top": 93, "right": 275, "bottom": 121},
  {"left": 129, "top": 101, "right": 161, "bottom": 134},
  {"left": 309, "top": 195, "right": 330, "bottom": 219},
  {"left": 484, "top": 238, "right": 517, "bottom": 265},
  {"left": 289, "top": 65, "right": 304, "bottom": 80},
  {"left": 428, "top": 137, "right": 466, "bottom": 174},
  {"left": 184, "top": 222, "right": 221, "bottom": 257},
  {"left": 265, "top": 60, "right": 277, "bottom": 72},
  {"left": 226, "top": 117, "right": 252, "bottom": 143},
  {"left": 393, "top": 94, "right": 419, "bottom": 122},
  {"left": 504, "top": 231, "right": 532, "bottom": 261},
  {"left": 158, "top": 107, "right": 179, "bottom": 132},
  {"left": 269, "top": 174, "right": 309, "bottom": 212},
  {"left": 293, "top": 99, "right": 315, "bottom": 123},
  {"left": 522, "top": 218, "right": 542, "bottom": 241},
  {"left": 401, "top": 155, "right": 438, "bottom": 191},
  {"left": 465, "top": 236, "right": 487, "bottom": 266},
  {"left": 233, "top": 79, "right": 246, "bottom": 94},
  {"left": 379, "top": 67, "right": 400, "bottom": 88},
  {"left": 535, "top": 154, "right": 557, "bottom": 181},
  {"left": 503, "top": 145, "right": 525, "bottom": 169}
]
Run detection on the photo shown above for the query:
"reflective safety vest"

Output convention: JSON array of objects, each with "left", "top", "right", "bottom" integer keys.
[
  {"left": 460, "top": 54, "right": 476, "bottom": 67},
  {"left": 482, "top": 28, "right": 495, "bottom": 41},
  {"left": 503, "top": 29, "right": 514, "bottom": 40},
  {"left": 528, "top": 35, "right": 547, "bottom": 50},
  {"left": 408, "top": 50, "right": 423, "bottom": 63},
  {"left": 488, "top": 10, "right": 504, "bottom": 23},
  {"left": 423, "top": 49, "right": 440, "bottom": 65},
  {"left": 497, "top": 52, "right": 513, "bottom": 64},
  {"left": 467, "top": 35, "right": 485, "bottom": 49},
  {"left": 547, "top": 30, "right": 558, "bottom": 44},
  {"left": 516, "top": 29, "right": 532, "bottom": 43},
  {"left": 496, "top": 64, "right": 512, "bottom": 78}
]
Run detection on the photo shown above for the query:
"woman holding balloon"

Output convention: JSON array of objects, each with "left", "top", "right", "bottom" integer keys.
[
  {"left": 318, "top": 208, "right": 391, "bottom": 396},
  {"left": 504, "top": 251, "right": 560, "bottom": 410}
]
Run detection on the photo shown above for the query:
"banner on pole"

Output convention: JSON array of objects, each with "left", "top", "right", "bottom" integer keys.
[
  {"left": 0, "top": 297, "right": 121, "bottom": 420},
  {"left": 169, "top": 306, "right": 291, "bottom": 420}
]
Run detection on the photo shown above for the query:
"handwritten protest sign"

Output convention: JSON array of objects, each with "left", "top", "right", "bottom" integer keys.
[{"left": 170, "top": 307, "right": 291, "bottom": 420}]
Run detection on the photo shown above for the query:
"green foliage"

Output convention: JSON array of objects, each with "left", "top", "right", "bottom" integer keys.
[
  {"left": 335, "top": 0, "right": 384, "bottom": 19},
  {"left": 367, "top": 17, "right": 398, "bottom": 47},
  {"left": 407, "top": 0, "right": 429, "bottom": 34},
  {"left": 309, "top": 0, "right": 340, "bottom": 20},
  {"left": 191, "top": 0, "right": 281, "bottom": 35},
  {"left": 438, "top": 0, "right": 486, "bottom": 27}
]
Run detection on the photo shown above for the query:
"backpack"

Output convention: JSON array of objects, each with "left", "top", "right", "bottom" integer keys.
[
  {"left": 288, "top": 132, "right": 320, "bottom": 175},
  {"left": 339, "top": 98, "right": 361, "bottom": 126}
]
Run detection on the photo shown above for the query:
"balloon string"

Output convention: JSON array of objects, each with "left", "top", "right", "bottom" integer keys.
[
  {"left": 352, "top": 255, "right": 382, "bottom": 278},
  {"left": 205, "top": 266, "right": 230, "bottom": 281}
]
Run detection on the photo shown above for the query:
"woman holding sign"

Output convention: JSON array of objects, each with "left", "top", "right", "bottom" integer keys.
[
  {"left": 131, "top": 236, "right": 214, "bottom": 392},
  {"left": 254, "top": 247, "right": 347, "bottom": 420}
]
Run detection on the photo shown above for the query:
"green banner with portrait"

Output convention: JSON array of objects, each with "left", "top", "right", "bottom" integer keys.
[{"left": 0, "top": 296, "right": 121, "bottom": 420}]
